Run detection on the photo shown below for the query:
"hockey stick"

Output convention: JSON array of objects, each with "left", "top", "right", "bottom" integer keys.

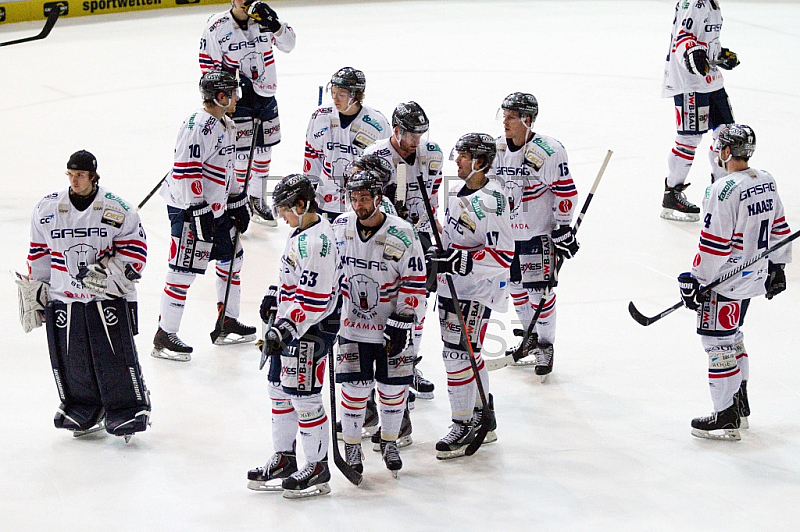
[
  {"left": 318, "top": 85, "right": 323, "bottom": 106},
  {"left": 396, "top": 162, "right": 408, "bottom": 204},
  {"left": 485, "top": 150, "right": 613, "bottom": 372},
  {"left": 629, "top": 227, "right": 800, "bottom": 326},
  {"left": 136, "top": 172, "right": 169, "bottom": 211},
  {"left": 414, "top": 170, "right": 492, "bottom": 456},
  {"left": 0, "top": 5, "right": 65, "bottom": 47},
  {"left": 210, "top": 118, "right": 261, "bottom": 344},
  {"left": 327, "top": 342, "right": 363, "bottom": 485}
]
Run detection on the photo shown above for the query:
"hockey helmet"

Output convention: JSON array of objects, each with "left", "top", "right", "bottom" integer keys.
[
  {"left": 199, "top": 71, "right": 239, "bottom": 102},
  {"left": 498, "top": 92, "right": 539, "bottom": 123},
  {"left": 392, "top": 101, "right": 429, "bottom": 134},
  {"left": 346, "top": 170, "right": 383, "bottom": 198},
  {"left": 329, "top": 67, "right": 366, "bottom": 94},
  {"left": 717, "top": 124, "right": 756, "bottom": 159},
  {"left": 272, "top": 174, "right": 316, "bottom": 212},
  {"left": 451, "top": 133, "right": 497, "bottom": 169},
  {"left": 352, "top": 154, "right": 393, "bottom": 188}
]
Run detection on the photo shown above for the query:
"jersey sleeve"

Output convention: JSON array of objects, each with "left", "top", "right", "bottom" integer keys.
[
  {"left": 470, "top": 190, "right": 514, "bottom": 281},
  {"left": 199, "top": 19, "right": 224, "bottom": 74},
  {"left": 27, "top": 201, "right": 51, "bottom": 283},
  {"left": 426, "top": 143, "right": 444, "bottom": 218},
  {"left": 395, "top": 230, "right": 427, "bottom": 323},
  {"left": 547, "top": 145, "right": 577, "bottom": 227},
  {"left": 691, "top": 187, "right": 737, "bottom": 284},
  {"left": 272, "top": 24, "right": 296, "bottom": 53},
  {"left": 286, "top": 231, "right": 337, "bottom": 338},
  {"left": 113, "top": 208, "right": 148, "bottom": 277},
  {"left": 768, "top": 182, "right": 793, "bottom": 265},
  {"left": 303, "top": 110, "right": 326, "bottom": 181}
]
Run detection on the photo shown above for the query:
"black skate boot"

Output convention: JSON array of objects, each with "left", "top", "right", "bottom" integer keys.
[
  {"left": 336, "top": 391, "right": 379, "bottom": 440},
  {"left": 372, "top": 405, "right": 413, "bottom": 451},
  {"left": 344, "top": 442, "right": 364, "bottom": 474},
  {"left": 691, "top": 401, "right": 741, "bottom": 441},
  {"left": 661, "top": 178, "right": 700, "bottom": 222},
  {"left": 436, "top": 419, "right": 475, "bottom": 460},
  {"left": 151, "top": 327, "right": 193, "bottom": 361},
  {"left": 250, "top": 196, "right": 278, "bottom": 227},
  {"left": 213, "top": 303, "right": 257, "bottom": 345},
  {"left": 735, "top": 380, "right": 750, "bottom": 429},
  {"left": 411, "top": 357, "right": 435, "bottom": 399},
  {"left": 508, "top": 329, "right": 539, "bottom": 366},
  {"left": 471, "top": 393, "right": 497, "bottom": 444},
  {"left": 55, "top": 404, "right": 106, "bottom": 437},
  {"left": 282, "top": 458, "right": 331, "bottom": 499},
  {"left": 380, "top": 440, "right": 402, "bottom": 477},
  {"left": 407, "top": 389, "right": 416, "bottom": 411},
  {"left": 535, "top": 342, "right": 554, "bottom": 382},
  {"left": 247, "top": 447, "right": 298, "bottom": 491}
]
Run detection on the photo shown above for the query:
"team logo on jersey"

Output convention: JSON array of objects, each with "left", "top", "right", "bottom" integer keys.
[
  {"left": 240, "top": 51, "right": 265, "bottom": 83},
  {"left": 101, "top": 209, "right": 124, "bottom": 228},
  {"left": 103, "top": 306, "right": 119, "bottom": 326},
  {"left": 290, "top": 308, "right": 306, "bottom": 323},
  {"left": 404, "top": 296, "right": 418, "bottom": 309},
  {"left": 505, "top": 181, "right": 522, "bottom": 212},
  {"left": 349, "top": 274, "right": 379, "bottom": 315},
  {"left": 212, "top": 203, "right": 222, "bottom": 212},
  {"left": 191, "top": 181, "right": 203, "bottom": 196},
  {"left": 39, "top": 214, "right": 54, "bottom": 225},
  {"left": 361, "top": 115, "right": 384, "bottom": 132},
  {"left": 558, "top": 199, "right": 573, "bottom": 214},
  {"left": 717, "top": 303, "right": 740, "bottom": 330},
  {"left": 64, "top": 244, "right": 98, "bottom": 279},
  {"left": 55, "top": 309, "right": 68, "bottom": 329},
  {"left": 693, "top": 253, "right": 702, "bottom": 267}
]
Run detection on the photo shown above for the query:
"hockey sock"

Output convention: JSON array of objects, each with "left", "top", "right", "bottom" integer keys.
[
  {"left": 510, "top": 281, "right": 534, "bottom": 327},
  {"left": 733, "top": 331, "right": 749, "bottom": 381},
  {"left": 412, "top": 302, "right": 427, "bottom": 358},
  {"left": 215, "top": 254, "right": 243, "bottom": 318},
  {"left": 442, "top": 353, "right": 477, "bottom": 422},
  {"left": 667, "top": 134, "right": 701, "bottom": 187},
  {"left": 235, "top": 146, "right": 271, "bottom": 201},
  {"left": 269, "top": 382, "right": 298, "bottom": 453},
  {"left": 292, "top": 395, "right": 328, "bottom": 463},
  {"left": 159, "top": 270, "right": 196, "bottom": 333},
  {"left": 340, "top": 382, "right": 373, "bottom": 444},
  {"left": 376, "top": 384, "right": 407, "bottom": 441},
  {"left": 531, "top": 289, "right": 557, "bottom": 344},
  {"left": 702, "top": 336, "right": 742, "bottom": 412}
]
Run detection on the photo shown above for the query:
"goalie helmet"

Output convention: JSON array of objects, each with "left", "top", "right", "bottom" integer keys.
[
  {"left": 273, "top": 174, "right": 316, "bottom": 210},
  {"left": 717, "top": 124, "right": 756, "bottom": 159},
  {"left": 346, "top": 170, "right": 383, "bottom": 197},
  {"left": 353, "top": 154, "right": 393, "bottom": 187},
  {"left": 501, "top": 92, "right": 538, "bottom": 122},
  {"left": 453, "top": 133, "right": 497, "bottom": 168},
  {"left": 199, "top": 71, "right": 238, "bottom": 101},
  {"left": 330, "top": 67, "right": 366, "bottom": 93},
  {"left": 392, "top": 101, "right": 429, "bottom": 134}
]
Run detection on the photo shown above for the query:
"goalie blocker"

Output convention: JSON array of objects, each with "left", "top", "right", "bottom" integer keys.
[{"left": 46, "top": 298, "right": 150, "bottom": 438}]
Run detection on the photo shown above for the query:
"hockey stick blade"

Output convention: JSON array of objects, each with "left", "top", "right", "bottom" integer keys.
[
  {"left": 1, "top": 6, "right": 64, "bottom": 47},
  {"left": 327, "top": 344, "right": 362, "bottom": 486},
  {"left": 627, "top": 300, "right": 682, "bottom": 327}
]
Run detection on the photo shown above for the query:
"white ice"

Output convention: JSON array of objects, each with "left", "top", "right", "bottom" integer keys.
[{"left": 1, "top": 1, "right": 800, "bottom": 530}]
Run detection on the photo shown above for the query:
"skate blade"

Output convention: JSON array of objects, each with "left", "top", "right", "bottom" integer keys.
[
  {"left": 740, "top": 417, "right": 749, "bottom": 430},
  {"left": 72, "top": 424, "right": 106, "bottom": 438},
  {"left": 691, "top": 427, "right": 741, "bottom": 441},
  {"left": 213, "top": 333, "right": 257, "bottom": 346},
  {"left": 538, "top": 373, "right": 550, "bottom": 384},
  {"left": 483, "top": 430, "right": 497, "bottom": 444},
  {"left": 247, "top": 480, "right": 284, "bottom": 492},
  {"left": 510, "top": 359, "right": 536, "bottom": 368},
  {"left": 373, "top": 434, "right": 412, "bottom": 452},
  {"left": 252, "top": 216, "right": 278, "bottom": 227},
  {"left": 151, "top": 347, "right": 191, "bottom": 362},
  {"left": 282, "top": 482, "right": 331, "bottom": 499},
  {"left": 411, "top": 390, "right": 434, "bottom": 400},
  {"left": 389, "top": 469, "right": 399, "bottom": 479},
  {"left": 436, "top": 447, "right": 468, "bottom": 460},
  {"left": 660, "top": 208, "right": 700, "bottom": 223}
]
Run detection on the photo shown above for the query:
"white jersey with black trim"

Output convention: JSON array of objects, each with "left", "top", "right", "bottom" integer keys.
[
  {"left": 303, "top": 105, "right": 391, "bottom": 214},
  {"left": 661, "top": 0, "right": 725, "bottom": 97},
  {"left": 332, "top": 212, "right": 427, "bottom": 344},
  {"left": 28, "top": 186, "right": 147, "bottom": 304},
  {"left": 199, "top": 11, "right": 296, "bottom": 98},
  {"left": 161, "top": 108, "right": 237, "bottom": 218},
  {"left": 437, "top": 179, "right": 514, "bottom": 312},
  {"left": 362, "top": 137, "right": 443, "bottom": 235},
  {"left": 277, "top": 217, "right": 339, "bottom": 339},
  {"left": 693, "top": 168, "right": 792, "bottom": 299},
  {"left": 492, "top": 134, "right": 577, "bottom": 239}
]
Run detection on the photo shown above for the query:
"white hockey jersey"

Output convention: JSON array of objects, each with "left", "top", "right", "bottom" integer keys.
[
  {"left": 28, "top": 187, "right": 147, "bottom": 304},
  {"left": 492, "top": 134, "right": 577, "bottom": 240},
  {"left": 362, "top": 137, "right": 443, "bottom": 235},
  {"left": 278, "top": 217, "right": 339, "bottom": 339},
  {"left": 161, "top": 108, "right": 238, "bottom": 218},
  {"left": 693, "top": 168, "right": 792, "bottom": 299},
  {"left": 662, "top": 0, "right": 726, "bottom": 97},
  {"left": 437, "top": 179, "right": 514, "bottom": 312},
  {"left": 303, "top": 105, "right": 391, "bottom": 214},
  {"left": 332, "top": 213, "right": 427, "bottom": 344},
  {"left": 199, "top": 12, "right": 296, "bottom": 98}
]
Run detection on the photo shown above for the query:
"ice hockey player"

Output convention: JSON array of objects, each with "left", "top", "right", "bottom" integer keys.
[
  {"left": 247, "top": 174, "right": 339, "bottom": 498},
  {"left": 200, "top": 0, "right": 296, "bottom": 226},
  {"left": 21, "top": 150, "right": 150, "bottom": 441},
  {"left": 153, "top": 71, "right": 256, "bottom": 361},
  {"left": 661, "top": 0, "right": 740, "bottom": 222},
  {"left": 677, "top": 125, "right": 791, "bottom": 441},
  {"left": 429, "top": 133, "right": 513, "bottom": 459},
  {"left": 493, "top": 92, "right": 579, "bottom": 377},
  {"left": 362, "top": 101, "right": 442, "bottom": 399},
  {"left": 332, "top": 170, "right": 427, "bottom": 477},
  {"left": 303, "top": 67, "right": 390, "bottom": 221}
]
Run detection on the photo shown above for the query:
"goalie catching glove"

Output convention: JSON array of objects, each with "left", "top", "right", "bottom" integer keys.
[
  {"left": 77, "top": 256, "right": 141, "bottom": 299},
  {"left": 426, "top": 248, "right": 473, "bottom": 276},
  {"left": 384, "top": 312, "right": 414, "bottom": 358},
  {"left": 246, "top": 1, "right": 282, "bottom": 33},
  {"left": 15, "top": 272, "right": 50, "bottom": 333}
]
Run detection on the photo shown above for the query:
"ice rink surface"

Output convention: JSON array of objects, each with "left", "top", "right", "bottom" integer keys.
[{"left": 2, "top": 1, "right": 800, "bottom": 530}]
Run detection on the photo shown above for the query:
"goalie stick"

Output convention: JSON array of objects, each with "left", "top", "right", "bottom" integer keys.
[
  {"left": 327, "top": 343, "right": 363, "bottom": 485},
  {"left": 485, "top": 150, "right": 613, "bottom": 372},
  {"left": 0, "top": 4, "right": 66, "bottom": 47},
  {"left": 629, "top": 227, "right": 800, "bottom": 326}
]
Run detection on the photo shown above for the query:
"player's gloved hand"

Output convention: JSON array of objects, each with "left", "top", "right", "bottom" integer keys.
[
  {"left": 78, "top": 256, "right": 141, "bottom": 299},
  {"left": 551, "top": 225, "right": 580, "bottom": 259},
  {"left": 14, "top": 272, "right": 49, "bottom": 333},
  {"left": 259, "top": 285, "right": 279, "bottom": 322},
  {"left": 426, "top": 248, "right": 473, "bottom": 276},
  {"left": 188, "top": 201, "right": 214, "bottom": 242},
  {"left": 266, "top": 318, "right": 297, "bottom": 352},
  {"left": 678, "top": 272, "right": 704, "bottom": 310},
  {"left": 765, "top": 262, "right": 786, "bottom": 300},
  {"left": 227, "top": 192, "right": 251, "bottom": 234},
  {"left": 384, "top": 312, "right": 414, "bottom": 358},
  {"left": 246, "top": 1, "right": 282, "bottom": 32},
  {"left": 684, "top": 44, "right": 710, "bottom": 75},
  {"left": 383, "top": 183, "right": 398, "bottom": 204},
  {"left": 717, "top": 48, "right": 740, "bottom": 70}
]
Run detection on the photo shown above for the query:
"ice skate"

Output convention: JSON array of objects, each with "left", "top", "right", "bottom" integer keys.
[
  {"left": 508, "top": 329, "right": 539, "bottom": 367},
  {"left": 435, "top": 420, "right": 475, "bottom": 460},
  {"left": 371, "top": 407, "right": 413, "bottom": 451},
  {"left": 411, "top": 357, "right": 434, "bottom": 399},
  {"left": 344, "top": 442, "right": 364, "bottom": 474},
  {"left": 661, "top": 179, "right": 700, "bottom": 222},
  {"left": 250, "top": 196, "right": 278, "bottom": 227},
  {"left": 535, "top": 342, "right": 554, "bottom": 383},
  {"left": 472, "top": 394, "right": 497, "bottom": 444},
  {"left": 690, "top": 402, "right": 741, "bottom": 441},
  {"left": 212, "top": 303, "right": 257, "bottom": 345},
  {"left": 407, "top": 389, "right": 416, "bottom": 411},
  {"left": 735, "top": 380, "right": 750, "bottom": 430},
  {"left": 247, "top": 449, "right": 298, "bottom": 491},
  {"left": 72, "top": 416, "right": 107, "bottom": 438},
  {"left": 380, "top": 440, "right": 402, "bottom": 478},
  {"left": 282, "top": 459, "right": 331, "bottom": 499},
  {"left": 151, "top": 327, "right": 193, "bottom": 362},
  {"left": 336, "top": 393, "right": 379, "bottom": 440}
]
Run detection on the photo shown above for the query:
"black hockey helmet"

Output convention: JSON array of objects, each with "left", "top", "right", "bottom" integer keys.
[
  {"left": 330, "top": 67, "right": 366, "bottom": 94},
  {"left": 452, "top": 133, "right": 497, "bottom": 168},
  {"left": 352, "top": 154, "right": 393, "bottom": 187},
  {"left": 273, "top": 174, "right": 316, "bottom": 211},
  {"left": 717, "top": 124, "right": 756, "bottom": 159},
  {"left": 392, "top": 101, "right": 429, "bottom": 134},
  {"left": 500, "top": 92, "right": 538, "bottom": 123},
  {"left": 346, "top": 170, "right": 383, "bottom": 198},
  {"left": 199, "top": 71, "right": 238, "bottom": 101}
]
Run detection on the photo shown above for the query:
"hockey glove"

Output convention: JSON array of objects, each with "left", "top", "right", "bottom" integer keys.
[
  {"left": 77, "top": 256, "right": 141, "bottom": 299},
  {"left": 717, "top": 48, "right": 740, "bottom": 70},
  {"left": 551, "top": 225, "right": 580, "bottom": 259},
  {"left": 765, "top": 262, "right": 786, "bottom": 300},
  {"left": 684, "top": 44, "right": 710, "bottom": 75},
  {"left": 14, "top": 272, "right": 50, "bottom": 333},
  {"left": 188, "top": 201, "right": 214, "bottom": 242},
  {"left": 384, "top": 312, "right": 414, "bottom": 358},
  {"left": 678, "top": 272, "right": 703, "bottom": 311},
  {"left": 247, "top": 1, "right": 282, "bottom": 33},
  {"left": 266, "top": 318, "right": 297, "bottom": 352},
  {"left": 259, "top": 285, "right": 279, "bottom": 323},
  {"left": 426, "top": 248, "right": 473, "bottom": 276},
  {"left": 227, "top": 192, "right": 251, "bottom": 234}
]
